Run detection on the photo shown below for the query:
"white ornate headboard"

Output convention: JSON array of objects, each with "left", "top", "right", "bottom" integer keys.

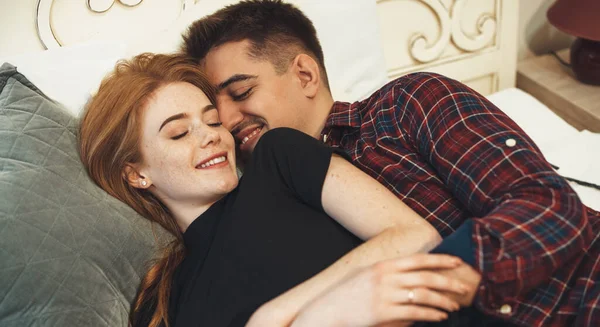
[
  {"left": 377, "top": 0, "right": 518, "bottom": 94},
  {"left": 4, "top": 0, "right": 518, "bottom": 96}
]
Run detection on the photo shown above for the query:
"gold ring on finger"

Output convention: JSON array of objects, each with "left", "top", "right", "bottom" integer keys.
[{"left": 407, "top": 289, "right": 415, "bottom": 303}]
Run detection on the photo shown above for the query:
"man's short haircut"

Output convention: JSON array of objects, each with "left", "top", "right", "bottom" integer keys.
[{"left": 181, "top": 0, "right": 330, "bottom": 90}]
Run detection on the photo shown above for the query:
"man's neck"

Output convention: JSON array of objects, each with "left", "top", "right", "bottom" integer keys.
[{"left": 307, "top": 94, "right": 335, "bottom": 139}]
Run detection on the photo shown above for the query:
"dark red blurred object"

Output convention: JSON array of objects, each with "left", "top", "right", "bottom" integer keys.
[{"left": 548, "top": 0, "right": 600, "bottom": 85}]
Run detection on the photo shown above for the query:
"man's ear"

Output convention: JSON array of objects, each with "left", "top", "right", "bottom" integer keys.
[
  {"left": 123, "top": 164, "right": 152, "bottom": 189},
  {"left": 292, "top": 54, "right": 320, "bottom": 98}
]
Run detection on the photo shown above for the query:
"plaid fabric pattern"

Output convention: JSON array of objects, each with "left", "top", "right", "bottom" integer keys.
[{"left": 320, "top": 73, "right": 600, "bottom": 326}]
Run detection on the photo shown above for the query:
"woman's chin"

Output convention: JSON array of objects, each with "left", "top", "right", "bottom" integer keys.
[{"left": 216, "top": 174, "right": 239, "bottom": 193}]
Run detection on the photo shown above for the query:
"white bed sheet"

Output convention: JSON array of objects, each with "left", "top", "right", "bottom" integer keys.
[{"left": 487, "top": 88, "right": 600, "bottom": 211}]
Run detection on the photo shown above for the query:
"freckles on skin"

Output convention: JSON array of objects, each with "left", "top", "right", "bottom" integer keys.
[{"left": 136, "top": 82, "right": 239, "bottom": 211}]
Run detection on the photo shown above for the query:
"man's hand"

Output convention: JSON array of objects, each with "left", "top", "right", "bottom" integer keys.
[{"left": 434, "top": 262, "right": 481, "bottom": 307}]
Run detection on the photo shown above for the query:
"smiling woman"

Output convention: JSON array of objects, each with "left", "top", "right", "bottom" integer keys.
[{"left": 78, "top": 53, "right": 234, "bottom": 326}]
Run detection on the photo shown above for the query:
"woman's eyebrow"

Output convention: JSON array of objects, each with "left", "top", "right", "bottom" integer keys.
[
  {"left": 159, "top": 113, "right": 187, "bottom": 132},
  {"left": 158, "top": 105, "right": 216, "bottom": 132},
  {"left": 202, "top": 104, "right": 216, "bottom": 113}
]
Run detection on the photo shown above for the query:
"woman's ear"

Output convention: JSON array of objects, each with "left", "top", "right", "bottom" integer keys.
[
  {"left": 292, "top": 54, "right": 320, "bottom": 98},
  {"left": 123, "top": 164, "right": 152, "bottom": 189}
]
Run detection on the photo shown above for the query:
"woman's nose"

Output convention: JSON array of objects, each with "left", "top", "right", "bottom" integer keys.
[{"left": 199, "top": 126, "right": 221, "bottom": 148}]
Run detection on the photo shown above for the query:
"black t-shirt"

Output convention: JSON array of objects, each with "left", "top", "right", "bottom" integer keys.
[{"left": 141, "top": 128, "right": 362, "bottom": 327}]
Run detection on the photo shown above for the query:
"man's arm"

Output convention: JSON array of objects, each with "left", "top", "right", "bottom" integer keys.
[{"left": 394, "top": 73, "right": 592, "bottom": 319}]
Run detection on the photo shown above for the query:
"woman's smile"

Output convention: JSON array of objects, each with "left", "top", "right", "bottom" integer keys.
[{"left": 196, "top": 152, "right": 229, "bottom": 169}]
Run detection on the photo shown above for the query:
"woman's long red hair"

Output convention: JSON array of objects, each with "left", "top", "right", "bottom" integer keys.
[{"left": 79, "top": 53, "right": 216, "bottom": 327}]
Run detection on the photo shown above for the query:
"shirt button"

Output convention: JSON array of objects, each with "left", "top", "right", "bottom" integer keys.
[
  {"left": 323, "top": 134, "right": 328, "bottom": 143},
  {"left": 499, "top": 304, "right": 512, "bottom": 315},
  {"left": 505, "top": 138, "right": 517, "bottom": 147}
]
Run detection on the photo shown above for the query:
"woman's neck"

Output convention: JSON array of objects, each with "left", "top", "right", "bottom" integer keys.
[{"left": 165, "top": 195, "right": 225, "bottom": 233}]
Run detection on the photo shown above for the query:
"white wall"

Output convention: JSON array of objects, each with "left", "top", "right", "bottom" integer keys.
[
  {"left": 0, "top": 0, "right": 42, "bottom": 57},
  {"left": 517, "top": 0, "right": 573, "bottom": 60}
]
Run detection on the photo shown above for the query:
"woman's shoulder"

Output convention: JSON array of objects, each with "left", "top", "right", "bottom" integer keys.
[
  {"left": 240, "top": 128, "right": 318, "bottom": 189},
  {"left": 246, "top": 128, "right": 318, "bottom": 173},
  {"left": 254, "top": 127, "right": 315, "bottom": 152}
]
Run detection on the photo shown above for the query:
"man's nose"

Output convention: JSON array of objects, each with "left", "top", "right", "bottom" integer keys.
[{"left": 218, "top": 101, "right": 244, "bottom": 131}]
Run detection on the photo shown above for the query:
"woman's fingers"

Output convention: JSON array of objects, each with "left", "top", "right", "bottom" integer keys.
[
  {"left": 393, "top": 254, "right": 462, "bottom": 271},
  {"left": 388, "top": 287, "right": 460, "bottom": 312},
  {"left": 291, "top": 256, "right": 466, "bottom": 327},
  {"left": 383, "top": 304, "right": 450, "bottom": 322},
  {"left": 390, "top": 271, "right": 468, "bottom": 294}
]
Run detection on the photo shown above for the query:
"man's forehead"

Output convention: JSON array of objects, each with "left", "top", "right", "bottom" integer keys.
[
  {"left": 204, "top": 41, "right": 253, "bottom": 75},
  {"left": 203, "top": 40, "right": 275, "bottom": 87}
]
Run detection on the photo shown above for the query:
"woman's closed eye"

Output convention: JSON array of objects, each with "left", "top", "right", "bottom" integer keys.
[
  {"left": 169, "top": 123, "right": 221, "bottom": 140},
  {"left": 231, "top": 87, "right": 253, "bottom": 101},
  {"left": 171, "top": 131, "right": 188, "bottom": 140},
  {"left": 204, "top": 110, "right": 223, "bottom": 128}
]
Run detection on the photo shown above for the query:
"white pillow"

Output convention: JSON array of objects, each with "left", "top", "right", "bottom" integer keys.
[
  {"left": 487, "top": 88, "right": 600, "bottom": 210},
  {"left": 542, "top": 131, "right": 600, "bottom": 211},
  {"left": 287, "top": 0, "right": 389, "bottom": 102},
  {"left": 0, "top": 41, "right": 127, "bottom": 117},
  {"left": 487, "top": 88, "right": 580, "bottom": 154},
  {"left": 132, "top": 0, "right": 389, "bottom": 102}
]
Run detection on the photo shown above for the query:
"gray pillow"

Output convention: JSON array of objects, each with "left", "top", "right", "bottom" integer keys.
[{"left": 0, "top": 63, "right": 161, "bottom": 326}]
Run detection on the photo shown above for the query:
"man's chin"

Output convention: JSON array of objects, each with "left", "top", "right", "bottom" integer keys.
[{"left": 238, "top": 129, "right": 265, "bottom": 159}]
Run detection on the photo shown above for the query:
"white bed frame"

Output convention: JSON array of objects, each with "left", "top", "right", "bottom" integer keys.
[
  {"left": 23, "top": 0, "right": 518, "bottom": 96},
  {"left": 376, "top": 0, "right": 518, "bottom": 95}
]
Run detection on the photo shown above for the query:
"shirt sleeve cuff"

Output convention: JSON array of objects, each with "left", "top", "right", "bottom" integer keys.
[{"left": 430, "top": 219, "right": 475, "bottom": 267}]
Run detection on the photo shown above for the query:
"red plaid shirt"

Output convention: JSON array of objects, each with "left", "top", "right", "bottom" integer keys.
[{"left": 320, "top": 73, "right": 600, "bottom": 327}]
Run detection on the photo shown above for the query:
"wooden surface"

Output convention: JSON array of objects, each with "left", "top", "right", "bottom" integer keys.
[{"left": 517, "top": 49, "right": 600, "bottom": 132}]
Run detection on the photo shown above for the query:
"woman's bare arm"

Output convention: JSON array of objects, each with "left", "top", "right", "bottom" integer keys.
[
  {"left": 323, "top": 155, "right": 440, "bottom": 244},
  {"left": 246, "top": 154, "right": 448, "bottom": 326}
]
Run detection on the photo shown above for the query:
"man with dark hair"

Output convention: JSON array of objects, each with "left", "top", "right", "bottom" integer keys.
[{"left": 181, "top": 1, "right": 600, "bottom": 326}]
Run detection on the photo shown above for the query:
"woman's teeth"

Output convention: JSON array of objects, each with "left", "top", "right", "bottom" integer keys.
[
  {"left": 241, "top": 128, "right": 261, "bottom": 145},
  {"left": 200, "top": 156, "right": 226, "bottom": 168}
]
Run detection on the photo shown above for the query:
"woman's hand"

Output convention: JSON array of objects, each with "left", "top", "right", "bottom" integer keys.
[{"left": 289, "top": 254, "right": 468, "bottom": 327}]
